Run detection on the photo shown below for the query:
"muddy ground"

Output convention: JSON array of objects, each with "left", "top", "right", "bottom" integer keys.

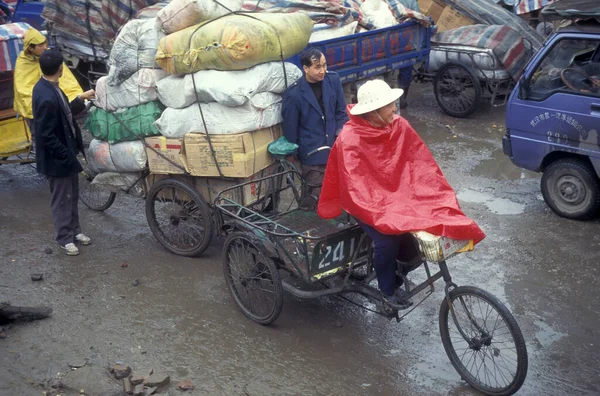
[{"left": 1, "top": 82, "right": 599, "bottom": 396}]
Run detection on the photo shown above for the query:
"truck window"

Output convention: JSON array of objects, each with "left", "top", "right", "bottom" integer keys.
[{"left": 529, "top": 38, "right": 600, "bottom": 100}]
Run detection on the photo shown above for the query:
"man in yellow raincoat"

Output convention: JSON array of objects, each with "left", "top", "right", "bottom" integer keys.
[{"left": 13, "top": 28, "right": 83, "bottom": 147}]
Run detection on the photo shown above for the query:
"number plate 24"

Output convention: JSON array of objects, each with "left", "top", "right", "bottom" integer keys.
[{"left": 311, "top": 229, "right": 368, "bottom": 276}]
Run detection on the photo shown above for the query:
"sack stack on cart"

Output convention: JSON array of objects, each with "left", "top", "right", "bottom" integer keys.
[
  {"left": 85, "top": 16, "right": 168, "bottom": 195},
  {"left": 139, "top": 0, "right": 313, "bottom": 205}
]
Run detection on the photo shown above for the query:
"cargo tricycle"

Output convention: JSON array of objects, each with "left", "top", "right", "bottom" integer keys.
[{"left": 212, "top": 160, "right": 528, "bottom": 396}]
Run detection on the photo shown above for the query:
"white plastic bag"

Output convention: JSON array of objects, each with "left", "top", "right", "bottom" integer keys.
[
  {"left": 360, "top": 0, "right": 397, "bottom": 29},
  {"left": 87, "top": 139, "right": 148, "bottom": 173},
  {"left": 95, "top": 69, "right": 168, "bottom": 111},
  {"left": 309, "top": 22, "right": 358, "bottom": 43},
  {"left": 91, "top": 172, "right": 145, "bottom": 197},
  {"left": 157, "top": 0, "right": 243, "bottom": 34},
  {"left": 154, "top": 92, "right": 282, "bottom": 138},
  {"left": 156, "top": 62, "right": 301, "bottom": 109},
  {"left": 107, "top": 18, "right": 164, "bottom": 86}
]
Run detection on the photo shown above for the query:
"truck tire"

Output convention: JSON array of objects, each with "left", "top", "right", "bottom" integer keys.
[{"left": 541, "top": 158, "right": 600, "bottom": 220}]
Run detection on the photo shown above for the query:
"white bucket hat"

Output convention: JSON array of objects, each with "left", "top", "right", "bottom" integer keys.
[{"left": 349, "top": 79, "right": 404, "bottom": 115}]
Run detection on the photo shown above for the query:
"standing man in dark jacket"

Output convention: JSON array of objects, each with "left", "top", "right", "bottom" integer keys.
[
  {"left": 33, "top": 49, "right": 95, "bottom": 256},
  {"left": 282, "top": 48, "right": 348, "bottom": 203}
]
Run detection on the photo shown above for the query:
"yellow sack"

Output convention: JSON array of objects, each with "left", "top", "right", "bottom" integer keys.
[
  {"left": 13, "top": 53, "right": 83, "bottom": 119},
  {"left": 156, "top": 13, "right": 314, "bottom": 74}
]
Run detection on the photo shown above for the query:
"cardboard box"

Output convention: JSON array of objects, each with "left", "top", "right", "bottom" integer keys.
[
  {"left": 147, "top": 164, "right": 277, "bottom": 206},
  {"left": 436, "top": 6, "right": 476, "bottom": 32},
  {"left": 418, "top": 0, "right": 475, "bottom": 32},
  {"left": 183, "top": 125, "right": 281, "bottom": 178},
  {"left": 145, "top": 136, "right": 186, "bottom": 175},
  {"left": 418, "top": 0, "right": 445, "bottom": 21}
]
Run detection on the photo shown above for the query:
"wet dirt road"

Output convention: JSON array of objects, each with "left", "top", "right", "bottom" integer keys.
[{"left": 1, "top": 83, "right": 599, "bottom": 396}]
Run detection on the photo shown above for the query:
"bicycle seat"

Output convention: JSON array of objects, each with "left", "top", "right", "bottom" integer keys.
[{"left": 268, "top": 136, "right": 298, "bottom": 156}]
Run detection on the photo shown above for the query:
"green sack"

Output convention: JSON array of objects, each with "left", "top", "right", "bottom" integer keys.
[
  {"left": 85, "top": 101, "right": 164, "bottom": 144},
  {"left": 268, "top": 136, "right": 298, "bottom": 156}
]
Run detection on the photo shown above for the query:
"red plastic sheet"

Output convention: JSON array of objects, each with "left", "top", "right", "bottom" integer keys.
[{"left": 318, "top": 106, "right": 486, "bottom": 244}]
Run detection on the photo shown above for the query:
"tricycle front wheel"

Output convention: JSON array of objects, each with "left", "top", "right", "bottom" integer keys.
[
  {"left": 145, "top": 178, "right": 213, "bottom": 257},
  {"left": 223, "top": 232, "right": 283, "bottom": 325},
  {"left": 439, "top": 286, "right": 528, "bottom": 396},
  {"left": 78, "top": 154, "right": 116, "bottom": 212}
]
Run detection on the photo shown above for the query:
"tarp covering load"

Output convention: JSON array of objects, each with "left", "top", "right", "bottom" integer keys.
[
  {"left": 241, "top": 0, "right": 368, "bottom": 27},
  {"left": 155, "top": 92, "right": 283, "bottom": 137},
  {"left": 135, "top": 2, "right": 170, "bottom": 19},
  {"left": 107, "top": 18, "right": 163, "bottom": 86},
  {"left": 41, "top": 0, "right": 160, "bottom": 60},
  {"left": 95, "top": 69, "right": 168, "bottom": 111},
  {"left": 156, "top": 0, "right": 244, "bottom": 34},
  {"left": 156, "top": 62, "right": 302, "bottom": 108},
  {"left": 85, "top": 101, "right": 164, "bottom": 143},
  {"left": 318, "top": 106, "right": 486, "bottom": 244},
  {"left": 437, "top": 0, "right": 544, "bottom": 51},
  {"left": 309, "top": 22, "right": 358, "bottom": 42},
  {"left": 515, "top": 0, "right": 553, "bottom": 15},
  {"left": 242, "top": 0, "right": 428, "bottom": 30},
  {"left": 0, "top": 22, "right": 30, "bottom": 72},
  {"left": 541, "top": 0, "right": 600, "bottom": 21},
  {"left": 155, "top": 13, "right": 314, "bottom": 74},
  {"left": 432, "top": 25, "right": 533, "bottom": 81},
  {"left": 87, "top": 139, "right": 148, "bottom": 173}
]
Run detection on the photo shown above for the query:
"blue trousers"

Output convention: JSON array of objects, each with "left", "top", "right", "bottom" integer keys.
[
  {"left": 357, "top": 220, "right": 420, "bottom": 296},
  {"left": 398, "top": 67, "right": 412, "bottom": 89}
]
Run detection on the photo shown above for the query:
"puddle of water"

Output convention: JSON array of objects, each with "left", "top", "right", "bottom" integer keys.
[
  {"left": 457, "top": 189, "right": 525, "bottom": 215},
  {"left": 534, "top": 320, "right": 566, "bottom": 349},
  {"left": 472, "top": 149, "right": 539, "bottom": 181}
]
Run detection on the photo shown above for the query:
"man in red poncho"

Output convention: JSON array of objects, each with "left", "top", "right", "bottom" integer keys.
[{"left": 318, "top": 80, "right": 486, "bottom": 307}]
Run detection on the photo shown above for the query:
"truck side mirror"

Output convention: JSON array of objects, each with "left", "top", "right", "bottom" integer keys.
[{"left": 519, "top": 75, "right": 529, "bottom": 100}]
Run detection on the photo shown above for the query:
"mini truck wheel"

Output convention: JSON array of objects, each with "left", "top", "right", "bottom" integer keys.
[{"left": 541, "top": 158, "right": 600, "bottom": 220}]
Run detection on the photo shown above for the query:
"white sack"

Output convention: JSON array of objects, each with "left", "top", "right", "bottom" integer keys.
[
  {"left": 309, "top": 22, "right": 358, "bottom": 43},
  {"left": 156, "top": 62, "right": 301, "bottom": 109},
  {"left": 360, "top": 0, "right": 397, "bottom": 29},
  {"left": 157, "top": 0, "right": 243, "bottom": 34},
  {"left": 107, "top": 18, "right": 164, "bottom": 86},
  {"left": 95, "top": 69, "right": 168, "bottom": 111},
  {"left": 87, "top": 139, "right": 148, "bottom": 173},
  {"left": 155, "top": 92, "right": 282, "bottom": 138}
]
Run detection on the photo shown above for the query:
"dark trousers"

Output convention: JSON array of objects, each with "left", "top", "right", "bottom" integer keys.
[
  {"left": 357, "top": 220, "right": 420, "bottom": 296},
  {"left": 301, "top": 164, "right": 327, "bottom": 201},
  {"left": 48, "top": 173, "right": 81, "bottom": 246}
]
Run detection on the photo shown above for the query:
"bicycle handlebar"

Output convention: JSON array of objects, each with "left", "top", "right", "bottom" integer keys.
[{"left": 306, "top": 146, "right": 332, "bottom": 157}]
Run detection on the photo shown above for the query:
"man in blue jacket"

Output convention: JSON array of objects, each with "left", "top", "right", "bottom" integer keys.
[{"left": 282, "top": 48, "right": 348, "bottom": 203}]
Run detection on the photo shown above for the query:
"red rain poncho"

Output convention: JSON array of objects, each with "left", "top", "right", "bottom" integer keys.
[{"left": 317, "top": 106, "right": 486, "bottom": 244}]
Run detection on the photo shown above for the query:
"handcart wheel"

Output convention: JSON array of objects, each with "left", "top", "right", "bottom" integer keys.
[
  {"left": 434, "top": 62, "right": 481, "bottom": 118},
  {"left": 439, "top": 286, "right": 528, "bottom": 396},
  {"left": 78, "top": 154, "right": 116, "bottom": 212},
  {"left": 222, "top": 232, "right": 283, "bottom": 325},
  {"left": 145, "top": 178, "right": 213, "bottom": 257}
]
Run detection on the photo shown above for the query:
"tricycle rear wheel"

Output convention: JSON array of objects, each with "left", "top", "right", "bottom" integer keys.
[
  {"left": 223, "top": 232, "right": 283, "bottom": 325},
  {"left": 434, "top": 62, "right": 481, "bottom": 118},
  {"left": 439, "top": 286, "right": 527, "bottom": 396},
  {"left": 146, "top": 178, "right": 213, "bottom": 257}
]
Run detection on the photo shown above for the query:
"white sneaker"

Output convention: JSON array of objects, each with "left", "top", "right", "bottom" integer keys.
[
  {"left": 75, "top": 233, "right": 92, "bottom": 246},
  {"left": 60, "top": 243, "right": 80, "bottom": 256}
]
